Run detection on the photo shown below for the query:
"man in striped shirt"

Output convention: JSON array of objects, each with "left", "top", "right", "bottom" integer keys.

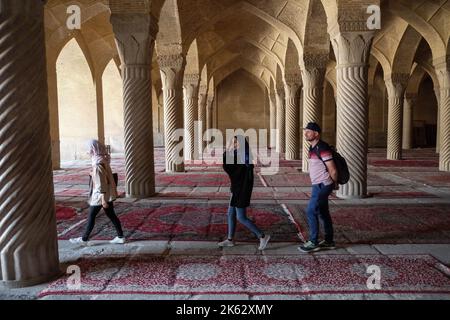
[{"left": 299, "top": 122, "right": 338, "bottom": 253}]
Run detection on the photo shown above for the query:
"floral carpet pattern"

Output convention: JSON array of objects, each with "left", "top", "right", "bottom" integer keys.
[{"left": 39, "top": 254, "right": 450, "bottom": 297}]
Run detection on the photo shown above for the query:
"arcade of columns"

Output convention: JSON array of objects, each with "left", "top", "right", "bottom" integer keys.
[{"left": 0, "top": 0, "right": 449, "bottom": 287}]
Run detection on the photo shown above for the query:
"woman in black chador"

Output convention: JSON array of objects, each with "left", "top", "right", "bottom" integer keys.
[{"left": 218, "top": 136, "right": 270, "bottom": 250}]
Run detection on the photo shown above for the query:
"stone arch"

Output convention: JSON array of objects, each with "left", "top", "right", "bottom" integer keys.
[
  {"left": 185, "top": 39, "right": 200, "bottom": 75},
  {"left": 391, "top": 26, "right": 423, "bottom": 75},
  {"left": 325, "top": 60, "right": 337, "bottom": 96},
  {"left": 302, "top": 0, "right": 330, "bottom": 61},
  {"left": 156, "top": 0, "right": 183, "bottom": 55},
  {"left": 387, "top": 1, "right": 447, "bottom": 61},
  {"left": 54, "top": 34, "right": 96, "bottom": 82},
  {"left": 102, "top": 59, "right": 124, "bottom": 153},
  {"left": 284, "top": 39, "right": 301, "bottom": 75},
  {"left": 202, "top": 36, "right": 284, "bottom": 74},
  {"left": 211, "top": 57, "right": 273, "bottom": 92},
  {"left": 406, "top": 64, "right": 428, "bottom": 96},
  {"left": 57, "top": 38, "right": 98, "bottom": 161},
  {"left": 204, "top": 40, "right": 279, "bottom": 82},
  {"left": 199, "top": 65, "right": 209, "bottom": 93},
  {"left": 215, "top": 68, "right": 269, "bottom": 135},
  {"left": 371, "top": 46, "right": 392, "bottom": 78},
  {"left": 182, "top": 1, "right": 303, "bottom": 59}
]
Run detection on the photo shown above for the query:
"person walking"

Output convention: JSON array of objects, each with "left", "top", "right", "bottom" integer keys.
[
  {"left": 299, "top": 122, "right": 338, "bottom": 253},
  {"left": 70, "top": 139, "right": 125, "bottom": 245},
  {"left": 218, "top": 136, "right": 271, "bottom": 250}
]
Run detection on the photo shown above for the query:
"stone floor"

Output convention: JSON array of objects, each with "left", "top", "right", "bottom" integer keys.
[{"left": 1, "top": 148, "right": 450, "bottom": 300}]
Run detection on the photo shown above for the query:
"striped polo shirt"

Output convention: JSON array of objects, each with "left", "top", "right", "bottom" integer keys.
[{"left": 308, "top": 140, "right": 334, "bottom": 186}]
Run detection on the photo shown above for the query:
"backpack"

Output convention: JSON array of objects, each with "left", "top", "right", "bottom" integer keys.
[{"left": 315, "top": 143, "right": 350, "bottom": 185}]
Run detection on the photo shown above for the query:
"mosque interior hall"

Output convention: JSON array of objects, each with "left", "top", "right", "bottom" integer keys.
[{"left": 1, "top": 0, "right": 450, "bottom": 300}]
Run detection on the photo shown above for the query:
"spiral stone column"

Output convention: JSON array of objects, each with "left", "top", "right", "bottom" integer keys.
[
  {"left": 0, "top": 0, "right": 60, "bottom": 287},
  {"left": 331, "top": 31, "right": 375, "bottom": 198},
  {"left": 284, "top": 75, "right": 302, "bottom": 160},
  {"left": 435, "top": 59, "right": 450, "bottom": 171},
  {"left": 183, "top": 74, "right": 199, "bottom": 161},
  {"left": 158, "top": 54, "right": 186, "bottom": 172},
  {"left": 275, "top": 85, "right": 286, "bottom": 154},
  {"left": 197, "top": 85, "right": 208, "bottom": 159},
  {"left": 435, "top": 88, "right": 441, "bottom": 153},
  {"left": 110, "top": 8, "right": 157, "bottom": 197},
  {"left": 269, "top": 92, "right": 277, "bottom": 149},
  {"left": 301, "top": 55, "right": 327, "bottom": 172},
  {"left": 47, "top": 59, "right": 61, "bottom": 170},
  {"left": 386, "top": 73, "right": 409, "bottom": 160},
  {"left": 206, "top": 96, "right": 214, "bottom": 146},
  {"left": 402, "top": 94, "right": 416, "bottom": 150}
]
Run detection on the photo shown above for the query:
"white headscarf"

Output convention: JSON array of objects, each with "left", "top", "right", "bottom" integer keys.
[{"left": 87, "top": 139, "right": 110, "bottom": 167}]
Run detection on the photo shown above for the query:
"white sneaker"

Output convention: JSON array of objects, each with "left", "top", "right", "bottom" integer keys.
[
  {"left": 258, "top": 235, "right": 271, "bottom": 250},
  {"left": 69, "top": 237, "right": 88, "bottom": 246},
  {"left": 110, "top": 236, "right": 125, "bottom": 244},
  {"left": 218, "top": 239, "right": 235, "bottom": 247}
]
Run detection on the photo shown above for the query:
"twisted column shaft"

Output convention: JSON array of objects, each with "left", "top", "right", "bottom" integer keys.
[
  {"left": 197, "top": 90, "right": 207, "bottom": 158},
  {"left": 386, "top": 74, "right": 409, "bottom": 160},
  {"left": 0, "top": 0, "right": 60, "bottom": 287},
  {"left": 332, "top": 32, "right": 374, "bottom": 198},
  {"left": 269, "top": 93, "right": 277, "bottom": 149},
  {"left": 158, "top": 54, "right": 186, "bottom": 172},
  {"left": 284, "top": 76, "right": 301, "bottom": 160},
  {"left": 206, "top": 97, "right": 214, "bottom": 146},
  {"left": 275, "top": 88, "right": 286, "bottom": 154},
  {"left": 435, "top": 88, "right": 441, "bottom": 154},
  {"left": 110, "top": 12, "right": 157, "bottom": 197},
  {"left": 301, "top": 58, "right": 326, "bottom": 172},
  {"left": 183, "top": 75, "right": 199, "bottom": 161},
  {"left": 402, "top": 94, "right": 416, "bottom": 150},
  {"left": 435, "top": 63, "right": 450, "bottom": 171}
]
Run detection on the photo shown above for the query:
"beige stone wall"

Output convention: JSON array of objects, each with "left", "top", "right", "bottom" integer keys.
[
  {"left": 103, "top": 60, "right": 124, "bottom": 153},
  {"left": 153, "top": 88, "right": 164, "bottom": 147},
  {"left": 217, "top": 70, "right": 269, "bottom": 142},
  {"left": 414, "top": 77, "right": 438, "bottom": 147},
  {"left": 369, "top": 74, "right": 388, "bottom": 148},
  {"left": 322, "top": 81, "right": 336, "bottom": 145},
  {"left": 415, "top": 77, "right": 438, "bottom": 125},
  {"left": 57, "top": 39, "right": 98, "bottom": 160}
]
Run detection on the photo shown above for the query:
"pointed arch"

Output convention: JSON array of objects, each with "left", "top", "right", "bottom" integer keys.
[{"left": 57, "top": 38, "right": 98, "bottom": 160}]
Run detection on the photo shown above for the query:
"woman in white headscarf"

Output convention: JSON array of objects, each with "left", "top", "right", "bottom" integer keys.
[{"left": 70, "top": 140, "right": 125, "bottom": 245}]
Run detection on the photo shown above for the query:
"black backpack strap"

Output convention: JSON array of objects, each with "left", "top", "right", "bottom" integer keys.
[{"left": 314, "top": 143, "right": 328, "bottom": 170}]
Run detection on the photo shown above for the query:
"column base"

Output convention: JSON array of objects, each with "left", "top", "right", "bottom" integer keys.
[
  {"left": 166, "top": 164, "right": 185, "bottom": 173},
  {"left": 336, "top": 193, "right": 369, "bottom": 200},
  {"left": 0, "top": 268, "right": 62, "bottom": 289}
]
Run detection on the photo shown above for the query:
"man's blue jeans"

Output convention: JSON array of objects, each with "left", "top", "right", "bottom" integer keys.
[
  {"left": 227, "top": 206, "right": 263, "bottom": 239},
  {"left": 306, "top": 183, "right": 334, "bottom": 245}
]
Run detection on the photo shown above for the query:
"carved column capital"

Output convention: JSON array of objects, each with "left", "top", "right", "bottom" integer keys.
[
  {"left": 331, "top": 32, "right": 375, "bottom": 67},
  {"left": 284, "top": 74, "right": 302, "bottom": 98},
  {"left": 110, "top": 13, "right": 158, "bottom": 66},
  {"left": 385, "top": 73, "right": 410, "bottom": 98},
  {"left": 183, "top": 74, "right": 200, "bottom": 97},
  {"left": 158, "top": 54, "right": 186, "bottom": 90}
]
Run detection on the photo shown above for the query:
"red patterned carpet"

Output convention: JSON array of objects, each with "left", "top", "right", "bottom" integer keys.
[
  {"left": 57, "top": 203, "right": 301, "bottom": 242},
  {"left": 368, "top": 159, "right": 439, "bottom": 167},
  {"left": 287, "top": 204, "right": 450, "bottom": 244},
  {"left": 391, "top": 172, "right": 450, "bottom": 187},
  {"left": 39, "top": 254, "right": 450, "bottom": 297}
]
